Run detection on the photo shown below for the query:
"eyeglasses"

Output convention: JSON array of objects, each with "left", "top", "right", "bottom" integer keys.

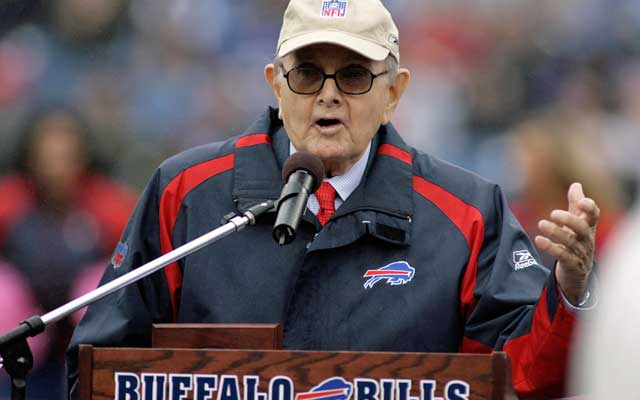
[{"left": 280, "top": 64, "right": 389, "bottom": 95}]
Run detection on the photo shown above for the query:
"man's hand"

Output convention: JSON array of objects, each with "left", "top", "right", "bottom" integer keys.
[{"left": 534, "top": 182, "right": 600, "bottom": 305}]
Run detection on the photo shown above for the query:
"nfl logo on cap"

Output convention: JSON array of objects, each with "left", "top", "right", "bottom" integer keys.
[{"left": 321, "top": 0, "right": 347, "bottom": 18}]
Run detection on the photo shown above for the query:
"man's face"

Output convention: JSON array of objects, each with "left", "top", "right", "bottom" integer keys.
[
  {"left": 28, "top": 112, "right": 87, "bottom": 205},
  {"left": 266, "top": 43, "right": 408, "bottom": 176}
]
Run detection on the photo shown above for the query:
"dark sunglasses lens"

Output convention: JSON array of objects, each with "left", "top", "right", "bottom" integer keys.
[
  {"left": 289, "top": 68, "right": 323, "bottom": 94},
  {"left": 337, "top": 67, "right": 372, "bottom": 94}
]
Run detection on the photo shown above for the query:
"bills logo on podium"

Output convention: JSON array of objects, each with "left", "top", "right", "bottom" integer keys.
[
  {"left": 363, "top": 261, "right": 415, "bottom": 289},
  {"left": 321, "top": 0, "right": 348, "bottom": 18},
  {"left": 114, "top": 374, "right": 470, "bottom": 400},
  {"left": 296, "top": 378, "right": 352, "bottom": 400}
]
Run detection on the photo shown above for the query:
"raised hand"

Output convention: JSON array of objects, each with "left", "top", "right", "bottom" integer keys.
[{"left": 535, "top": 182, "right": 600, "bottom": 305}]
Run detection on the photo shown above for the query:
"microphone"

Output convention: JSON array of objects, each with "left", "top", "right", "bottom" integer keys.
[{"left": 273, "top": 151, "right": 325, "bottom": 245}]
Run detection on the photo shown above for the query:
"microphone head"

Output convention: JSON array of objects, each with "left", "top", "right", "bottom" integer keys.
[{"left": 281, "top": 151, "right": 325, "bottom": 193}]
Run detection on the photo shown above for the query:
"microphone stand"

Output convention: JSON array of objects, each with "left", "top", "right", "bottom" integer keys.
[{"left": 0, "top": 200, "right": 274, "bottom": 400}]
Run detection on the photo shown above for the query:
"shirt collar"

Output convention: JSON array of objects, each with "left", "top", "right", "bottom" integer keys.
[{"left": 289, "top": 142, "right": 371, "bottom": 202}]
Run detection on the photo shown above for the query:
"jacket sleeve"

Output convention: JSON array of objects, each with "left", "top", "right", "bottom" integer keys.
[
  {"left": 65, "top": 169, "right": 174, "bottom": 397},
  {"left": 460, "top": 184, "right": 577, "bottom": 399}
]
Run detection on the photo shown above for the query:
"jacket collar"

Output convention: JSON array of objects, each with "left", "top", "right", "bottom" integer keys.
[
  {"left": 232, "top": 108, "right": 414, "bottom": 245},
  {"left": 231, "top": 108, "right": 284, "bottom": 209},
  {"left": 333, "top": 122, "right": 413, "bottom": 219}
]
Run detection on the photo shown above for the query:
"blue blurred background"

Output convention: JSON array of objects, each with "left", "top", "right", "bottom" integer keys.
[{"left": 0, "top": 0, "right": 638, "bottom": 398}]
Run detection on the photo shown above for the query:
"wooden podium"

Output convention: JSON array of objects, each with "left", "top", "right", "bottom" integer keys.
[{"left": 78, "top": 324, "right": 517, "bottom": 400}]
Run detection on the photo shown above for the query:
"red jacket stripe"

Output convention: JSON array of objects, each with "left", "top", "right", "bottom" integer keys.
[
  {"left": 503, "top": 287, "right": 576, "bottom": 398},
  {"left": 461, "top": 336, "right": 493, "bottom": 354},
  {"left": 159, "top": 153, "right": 235, "bottom": 320},
  {"left": 412, "top": 176, "right": 485, "bottom": 320},
  {"left": 377, "top": 144, "right": 412, "bottom": 165},
  {"left": 236, "top": 133, "right": 271, "bottom": 148}
]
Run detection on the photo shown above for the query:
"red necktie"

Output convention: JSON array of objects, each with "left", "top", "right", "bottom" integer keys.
[{"left": 316, "top": 181, "right": 336, "bottom": 225}]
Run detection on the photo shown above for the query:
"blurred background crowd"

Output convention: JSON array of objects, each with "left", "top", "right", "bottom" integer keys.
[{"left": 0, "top": 0, "right": 638, "bottom": 398}]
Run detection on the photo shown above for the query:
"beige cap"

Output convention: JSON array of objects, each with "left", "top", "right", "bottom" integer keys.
[{"left": 276, "top": 0, "right": 400, "bottom": 62}]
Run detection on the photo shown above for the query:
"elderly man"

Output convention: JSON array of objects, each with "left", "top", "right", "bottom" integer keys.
[{"left": 67, "top": 0, "right": 599, "bottom": 398}]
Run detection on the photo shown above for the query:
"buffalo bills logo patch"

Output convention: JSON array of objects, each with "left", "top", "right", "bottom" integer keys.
[
  {"left": 111, "top": 241, "right": 128, "bottom": 269},
  {"left": 363, "top": 261, "right": 415, "bottom": 289},
  {"left": 296, "top": 377, "right": 353, "bottom": 400},
  {"left": 321, "top": 0, "right": 347, "bottom": 18}
]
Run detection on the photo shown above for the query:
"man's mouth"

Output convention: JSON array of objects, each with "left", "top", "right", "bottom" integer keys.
[
  {"left": 316, "top": 118, "right": 342, "bottom": 128},
  {"left": 312, "top": 116, "right": 345, "bottom": 135}
]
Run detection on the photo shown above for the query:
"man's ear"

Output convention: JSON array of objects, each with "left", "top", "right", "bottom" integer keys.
[
  {"left": 382, "top": 68, "right": 410, "bottom": 125},
  {"left": 265, "top": 63, "right": 282, "bottom": 103}
]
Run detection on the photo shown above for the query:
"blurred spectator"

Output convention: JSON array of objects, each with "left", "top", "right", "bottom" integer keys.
[
  {"left": 0, "top": 0, "right": 139, "bottom": 185},
  {"left": 0, "top": 258, "right": 51, "bottom": 398},
  {"left": 31, "top": 0, "right": 130, "bottom": 103},
  {"left": 570, "top": 201, "right": 640, "bottom": 397},
  {"left": 600, "top": 60, "right": 640, "bottom": 204},
  {"left": 68, "top": 260, "right": 109, "bottom": 325},
  {"left": 0, "top": 104, "right": 137, "bottom": 399},
  {"left": 508, "top": 112, "right": 625, "bottom": 267},
  {"left": 0, "top": 0, "right": 41, "bottom": 36}
]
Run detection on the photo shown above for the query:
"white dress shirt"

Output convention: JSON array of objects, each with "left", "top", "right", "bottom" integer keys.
[{"left": 290, "top": 142, "right": 371, "bottom": 215}]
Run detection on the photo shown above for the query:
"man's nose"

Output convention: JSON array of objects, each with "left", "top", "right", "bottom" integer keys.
[{"left": 317, "top": 76, "right": 342, "bottom": 105}]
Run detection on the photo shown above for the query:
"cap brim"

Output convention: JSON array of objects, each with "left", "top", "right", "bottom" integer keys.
[{"left": 278, "top": 31, "right": 390, "bottom": 61}]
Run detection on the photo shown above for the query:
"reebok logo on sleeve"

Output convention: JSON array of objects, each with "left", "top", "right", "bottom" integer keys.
[{"left": 513, "top": 250, "right": 538, "bottom": 271}]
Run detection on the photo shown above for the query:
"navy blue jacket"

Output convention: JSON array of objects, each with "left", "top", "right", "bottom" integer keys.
[{"left": 67, "top": 108, "right": 576, "bottom": 398}]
